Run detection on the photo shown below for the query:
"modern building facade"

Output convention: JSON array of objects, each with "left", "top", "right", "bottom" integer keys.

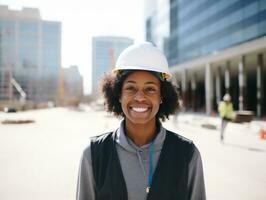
[
  {"left": 145, "top": 0, "right": 266, "bottom": 118},
  {"left": 0, "top": 5, "right": 61, "bottom": 106},
  {"left": 91, "top": 36, "right": 133, "bottom": 95}
]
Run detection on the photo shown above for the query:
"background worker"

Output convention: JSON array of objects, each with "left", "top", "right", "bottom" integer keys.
[{"left": 218, "top": 93, "right": 235, "bottom": 143}]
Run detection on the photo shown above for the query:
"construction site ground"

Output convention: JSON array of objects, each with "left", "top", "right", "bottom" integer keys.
[{"left": 0, "top": 106, "right": 266, "bottom": 200}]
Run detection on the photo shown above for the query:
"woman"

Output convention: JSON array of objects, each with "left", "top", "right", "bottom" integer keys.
[{"left": 77, "top": 42, "right": 206, "bottom": 200}]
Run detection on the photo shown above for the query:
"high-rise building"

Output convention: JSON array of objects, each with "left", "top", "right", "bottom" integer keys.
[
  {"left": 91, "top": 36, "right": 133, "bottom": 95},
  {"left": 145, "top": 0, "right": 266, "bottom": 117},
  {"left": 0, "top": 5, "right": 61, "bottom": 105}
]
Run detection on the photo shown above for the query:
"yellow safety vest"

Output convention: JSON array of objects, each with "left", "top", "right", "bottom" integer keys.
[{"left": 218, "top": 101, "right": 234, "bottom": 119}]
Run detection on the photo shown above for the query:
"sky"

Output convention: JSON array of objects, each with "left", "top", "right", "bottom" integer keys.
[{"left": 0, "top": 0, "right": 145, "bottom": 94}]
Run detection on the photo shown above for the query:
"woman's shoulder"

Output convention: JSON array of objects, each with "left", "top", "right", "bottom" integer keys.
[
  {"left": 80, "top": 132, "right": 113, "bottom": 154},
  {"left": 164, "top": 129, "right": 197, "bottom": 161},
  {"left": 83, "top": 131, "right": 114, "bottom": 153},
  {"left": 90, "top": 131, "right": 114, "bottom": 142},
  {"left": 165, "top": 129, "right": 194, "bottom": 145}
]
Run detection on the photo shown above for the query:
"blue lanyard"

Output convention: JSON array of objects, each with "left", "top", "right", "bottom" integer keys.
[{"left": 146, "top": 141, "right": 154, "bottom": 194}]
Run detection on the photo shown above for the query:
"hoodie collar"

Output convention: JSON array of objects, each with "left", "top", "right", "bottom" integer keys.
[{"left": 115, "top": 119, "right": 166, "bottom": 153}]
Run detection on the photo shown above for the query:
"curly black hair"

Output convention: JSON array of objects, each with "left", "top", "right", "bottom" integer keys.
[{"left": 100, "top": 71, "right": 179, "bottom": 121}]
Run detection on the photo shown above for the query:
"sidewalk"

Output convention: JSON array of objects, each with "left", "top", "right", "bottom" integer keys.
[{"left": 164, "top": 112, "right": 266, "bottom": 200}]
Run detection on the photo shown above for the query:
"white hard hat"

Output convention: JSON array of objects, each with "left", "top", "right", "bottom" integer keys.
[
  {"left": 223, "top": 93, "right": 231, "bottom": 101},
  {"left": 114, "top": 42, "right": 172, "bottom": 79}
]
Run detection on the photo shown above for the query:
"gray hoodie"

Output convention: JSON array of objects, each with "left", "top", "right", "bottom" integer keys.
[{"left": 76, "top": 120, "right": 206, "bottom": 200}]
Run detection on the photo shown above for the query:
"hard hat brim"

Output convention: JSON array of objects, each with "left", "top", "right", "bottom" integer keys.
[
  {"left": 114, "top": 69, "right": 170, "bottom": 82},
  {"left": 114, "top": 65, "right": 171, "bottom": 79}
]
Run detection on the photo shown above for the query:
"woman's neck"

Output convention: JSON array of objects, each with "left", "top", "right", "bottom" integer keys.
[{"left": 125, "top": 119, "right": 157, "bottom": 146}]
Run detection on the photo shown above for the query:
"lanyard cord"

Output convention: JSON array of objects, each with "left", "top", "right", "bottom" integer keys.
[{"left": 146, "top": 140, "right": 154, "bottom": 193}]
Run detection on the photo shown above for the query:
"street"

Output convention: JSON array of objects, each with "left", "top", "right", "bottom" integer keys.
[{"left": 0, "top": 107, "right": 266, "bottom": 200}]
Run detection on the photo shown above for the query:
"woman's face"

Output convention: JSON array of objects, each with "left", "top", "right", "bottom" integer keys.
[{"left": 120, "top": 71, "right": 161, "bottom": 125}]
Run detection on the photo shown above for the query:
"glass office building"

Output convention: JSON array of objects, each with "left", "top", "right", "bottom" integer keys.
[
  {"left": 38, "top": 21, "right": 61, "bottom": 102},
  {"left": 91, "top": 37, "right": 133, "bottom": 95},
  {"left": 0, "top": 6, "right": 61, "bottom": 105},
  {"left": 145, "top": 0, "right": 266, "bottom": 117}
]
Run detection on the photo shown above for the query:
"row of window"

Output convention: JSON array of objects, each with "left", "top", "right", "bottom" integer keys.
[
  {"left": 178, "top": 0, "right": 216, "bottom": 23},
  {"left": 0, "top": 21, "right": 59, "bottom": 34},
  {"left": 168, "top": 19, "right": 266, "bottom": 66},
  {"left": 178, "top": 0, "right": 262, "bottom": 41},
  {"left": 178, "top": 0, "right": 239, "bottom": 33},
  {"left": 178, "top": 7, "right": 264, "bottom": 48},
  {"left": 172, "top": 0, "right": 198, "bottom": 16},
  {"left": 178, "top": 10, "right": 266, "bottom": 53}
]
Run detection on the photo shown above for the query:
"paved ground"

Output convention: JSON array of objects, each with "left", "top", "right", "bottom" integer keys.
[
  {"left": 168, "top": 113, "right": 266, "bottom": 200},
  {"left": 0, "top": 107, "right": 265, "bottom": 200}
]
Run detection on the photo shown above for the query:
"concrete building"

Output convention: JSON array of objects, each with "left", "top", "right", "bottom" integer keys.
[
  {"left": 145, "top": 0, "right": 266, "bottom": 118},
  {"left": 91, "top": 36, "right": 133, "bottom": 95},
  {"left": 0, "top": 5, "right": 61, "bottom": 106},
  {"left": 63, "top": 65, "right": 83, "bottom": 105}
]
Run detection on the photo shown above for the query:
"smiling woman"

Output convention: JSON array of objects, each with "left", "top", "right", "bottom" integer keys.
[{"left": 76, "top": 42, "right": 206, "bottom": 200}]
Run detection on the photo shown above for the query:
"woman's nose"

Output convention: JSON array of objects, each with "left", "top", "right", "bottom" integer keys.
[{"left": 134, "top": 90, "right": 146, "bottom": 101}]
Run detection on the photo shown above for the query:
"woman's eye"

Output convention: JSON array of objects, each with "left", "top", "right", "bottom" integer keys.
[
  {"left": 125, "top": 86, "right": 136, "bottom": 91},
  {"left": 145, "top": 87, "right": 156, "bottom": 93}
]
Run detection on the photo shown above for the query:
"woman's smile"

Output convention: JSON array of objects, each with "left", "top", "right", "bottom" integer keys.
[{"left": 129, "top": 105, "right": 151, "bottom": 119}]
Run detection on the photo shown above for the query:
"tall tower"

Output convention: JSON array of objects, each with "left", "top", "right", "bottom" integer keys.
[
  {"left": 91, "top": 36, "right": 133, "bottom": 95},
  {"left": 0, "top": 5, "right": 61, "bottom": 105}
]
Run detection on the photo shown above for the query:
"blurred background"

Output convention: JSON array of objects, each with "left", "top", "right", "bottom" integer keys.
[{"left": 0, "top": 0, "right": 266, "bottom": 200}]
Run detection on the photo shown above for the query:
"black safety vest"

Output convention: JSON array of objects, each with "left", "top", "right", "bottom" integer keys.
[{"left": 91, "top": 130, "right": 195, "bottom": 200}]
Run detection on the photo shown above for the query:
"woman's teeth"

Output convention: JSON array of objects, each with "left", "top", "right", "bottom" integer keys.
[{"left": 132, "top": 107, "right": 148, "bottom": 112}]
